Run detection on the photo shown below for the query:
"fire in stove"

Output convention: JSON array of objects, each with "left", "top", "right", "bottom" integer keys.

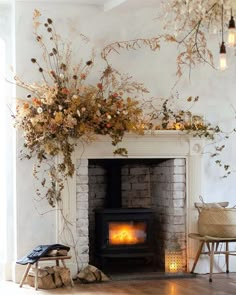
[{"left": 109, "top": 222, "right": 147, "bottom": 245}]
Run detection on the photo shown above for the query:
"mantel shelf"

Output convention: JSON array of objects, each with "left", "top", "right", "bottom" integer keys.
[{"left": 73, "top": 130, "right": 205, "bottom": 159}]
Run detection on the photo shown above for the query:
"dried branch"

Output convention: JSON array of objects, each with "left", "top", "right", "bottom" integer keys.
[{"left": 101, "top": 37, "right": 162, "bottom": 62}]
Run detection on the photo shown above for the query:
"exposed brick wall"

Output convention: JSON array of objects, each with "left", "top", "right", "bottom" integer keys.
[
  {"left": 122, "top": 164, "right": 152, "bottom": 208},
  {"left": 76, "top": 159, "right": 89, "bottom": 269},
  {"left": 76, "top": 158, "right": 186, "bottom": 270},
  {"left": 88, "top": 164, "right": 107, "bottom": 261},
  {"left": 151, "top": 159, "right": 186, "bottom": 269}
]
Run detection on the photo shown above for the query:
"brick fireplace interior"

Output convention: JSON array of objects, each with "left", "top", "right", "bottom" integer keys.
[{"left": 87, "top": 158, "right": 187, "bottom": 274}]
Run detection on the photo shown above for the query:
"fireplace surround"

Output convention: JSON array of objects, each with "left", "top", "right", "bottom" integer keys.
[{"left": 58, "top": 131, "right": 204, "bottom": 276}]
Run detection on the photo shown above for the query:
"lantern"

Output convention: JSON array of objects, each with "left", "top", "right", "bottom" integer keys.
[{"left": 165, "top": 240, "right": 183, "bottom": 273}]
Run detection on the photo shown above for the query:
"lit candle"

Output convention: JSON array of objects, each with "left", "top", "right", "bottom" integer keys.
[{"left": 169, "top": 262, "right": 178, "bottom": 272}]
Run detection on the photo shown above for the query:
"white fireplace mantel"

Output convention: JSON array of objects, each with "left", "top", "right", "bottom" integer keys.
[
  {"left": 74, "top": 130, "right": 205, "bottom": 159},
  {"left": 60, "top": 131, "right": 204, "bottom": 276}
]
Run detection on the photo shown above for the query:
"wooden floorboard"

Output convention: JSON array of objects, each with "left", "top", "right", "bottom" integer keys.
[{"left": 1, "top": 273, "right": 236, "bottom": 294}]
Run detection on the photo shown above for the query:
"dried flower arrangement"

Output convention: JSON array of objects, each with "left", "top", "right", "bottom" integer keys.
[{"left": 14, "top": 10, "right": 147, "bottom": 207}]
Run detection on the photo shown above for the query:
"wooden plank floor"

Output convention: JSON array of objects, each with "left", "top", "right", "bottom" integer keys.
[{"left": 1, "top": 273, "right": 236, "bottom": 294}]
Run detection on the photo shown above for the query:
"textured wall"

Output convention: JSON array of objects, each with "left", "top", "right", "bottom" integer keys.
[{"left": 12, "top": 0, "right": 236, "bottom": 280}]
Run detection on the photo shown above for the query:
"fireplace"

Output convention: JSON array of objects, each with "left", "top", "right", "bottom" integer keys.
[
  {"left": 87, "top": 157, "right": 187, "bottom": 272},
  {"left": 58, "top": 132, "right": 204, "bottom": 276},
  {"left": 95, "top": 208, "right": 154, "bottom": 266}
]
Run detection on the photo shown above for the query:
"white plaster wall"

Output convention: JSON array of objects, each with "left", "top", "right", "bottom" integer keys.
[
  {"left": 0, "top": 1, "right": 16, "bottom": 281},
  {"left": 12, "top": 0, "right": 236, "bottom": 281}
]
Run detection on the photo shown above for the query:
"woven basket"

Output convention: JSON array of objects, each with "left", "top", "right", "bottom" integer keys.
[{"left": 198, "top": 207, "right": 236, "bottom": 238}]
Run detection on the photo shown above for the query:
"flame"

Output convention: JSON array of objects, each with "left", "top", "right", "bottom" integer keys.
[{"left": 109, "top": 222, "right": 146, "bottom": 245}]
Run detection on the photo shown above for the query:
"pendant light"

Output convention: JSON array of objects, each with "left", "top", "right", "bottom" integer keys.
[
  {"left": 219, "top": 42, "right": 227, "bottom": 71},
  {"left": 219, "top": 4, "right": 227, "bottom": 71},
  {"left": 228, "top": 8, "right": 236, "bottom": 47}
]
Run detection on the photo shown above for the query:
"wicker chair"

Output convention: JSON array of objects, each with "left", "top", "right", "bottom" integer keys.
[{"left": 189, "top": 201, "right": 236, "bottom": 282}]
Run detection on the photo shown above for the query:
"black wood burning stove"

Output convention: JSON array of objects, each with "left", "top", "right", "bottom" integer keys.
[
  {"left": 92, "top": 159, "right": 155, "bottom": 267},
  {"left": 95, "top": 208, "right": 154, "bottom": 264}
]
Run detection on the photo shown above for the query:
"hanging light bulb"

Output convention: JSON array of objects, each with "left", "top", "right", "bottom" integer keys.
[
  {"left": 219, "top": 42, "right": 227, "bottom": 71},
  {"left": 219, "top": 4, "right": 227, "bottom": 71},
  {"left": 228, "top": 9, "right": 236, "bottom": 47}
]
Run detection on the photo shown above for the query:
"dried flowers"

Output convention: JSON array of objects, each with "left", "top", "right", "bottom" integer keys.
[{"left": 14, "top": 10, "right": 147, "bottom": 207}]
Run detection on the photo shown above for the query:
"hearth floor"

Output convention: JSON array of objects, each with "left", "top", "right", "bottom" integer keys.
[
  {"left": 93, "top": 258, "right": 193, "bottom": 281},
  {"left": 109, "top": 271, "right": 195, "bottom": 281}
]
